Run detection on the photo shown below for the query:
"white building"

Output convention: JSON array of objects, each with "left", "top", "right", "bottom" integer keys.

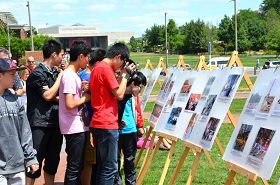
[{"left": 38, "top": 24, "right": 134, "bottom": 50}]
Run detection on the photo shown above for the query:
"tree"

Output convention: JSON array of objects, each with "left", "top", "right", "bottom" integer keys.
[
  {"left": 217, "top": 15, "right": 234, "bottom": 51},
  {"left": 167, "top": 19, "right": 181, "bottom": 53},
  {"left": 260, "top": 0, "right": 280, "bottom": 15},
  {"left": 144, "top": 24, "right": 165, "bottom": 52},
  {"left": 265, "top": 8, "right": 280, "bottom": 54}
]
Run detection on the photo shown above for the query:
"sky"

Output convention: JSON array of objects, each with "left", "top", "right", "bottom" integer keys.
[{"left": 0, "top": 0, "right": 263, "bottom": 37}]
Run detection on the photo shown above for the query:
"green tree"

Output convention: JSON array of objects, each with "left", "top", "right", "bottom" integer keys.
[
  {"left": 144, "top": 24, "right": 165, "bottom": 52},
  {"left": 167, "top": 19, "right": 182, "bottom": 53},
  {"left": 260, "top": 0, "right": 280, "bottom": 15},
  {"left": 217, "top": 15, "right": 234, "bottom": 51},
  {"left": 265, "top": 8, "right": 280, "bottom": 54}
]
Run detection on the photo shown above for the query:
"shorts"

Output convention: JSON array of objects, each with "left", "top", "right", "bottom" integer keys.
[
  {"left": 26, "top": 127, "right": 63, "bottom": 179},
  {"left": 84, "top": 132, "right": 96, "bottom": 164}
]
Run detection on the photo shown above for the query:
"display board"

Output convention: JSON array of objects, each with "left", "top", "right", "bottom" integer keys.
[
  {"left": 180, "top": 67, "right": 244, "bottom": 150},
  {"left": 154, "top": 70, "right": 210, "bottom": 137},
  {"left": 223, "top": 69, "right": 280, "bottom": 180},
  {"left": 149, "top": 68, "right": 182, "bottom": 125},
  {"left": 140, "top": 68, "right": 162, "bottom": 110}
]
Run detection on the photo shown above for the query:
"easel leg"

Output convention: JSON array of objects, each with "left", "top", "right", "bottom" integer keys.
[
  {"left": 135, "top": 126, "right": 153, "bottom": 166},
  {"left": 186, "top": 150, "right": 202, "bottom": 185},
  {"left": 158, "top": 140, "right": 176, "bottom": 185},
  {"left": 136, "top": 137, "right": 163, "bottom": 185},
  {"left": 203, "top": 151, "right": 216, "bottom": 169},
  {"left": 168, "top": 147, "right": 190, "bottom": 185},
  {"left": 138, "top": 131, "right": 156, "bottom": 176},
  {"left": 215, "top": 137, "right": 225, "bottom": 155},
  {"left": 224, "top": 170, "right": 236, "bottom": 185},
  {"left": 248, "top": 178, "right": 256, "bottom": 185},
  {"left": 261, "top": 179, "right": 269, "bottom": 185}
]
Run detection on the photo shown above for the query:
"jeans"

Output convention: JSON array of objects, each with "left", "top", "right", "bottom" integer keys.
[
  {"left": 0, "top": 171, "right": 25, "bottom": 185},
  {"left": 114, "top": 132, "right": 137, "bottom": 185},
  {"left": 91, "top": 128, "right": 119, "bottom": 185},
  {"left": 64, "top": 132, "right": 86, "bottom": 185}
]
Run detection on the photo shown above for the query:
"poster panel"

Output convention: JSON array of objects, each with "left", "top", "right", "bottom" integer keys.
[
  {"left": 223, "top": 69, "right": 280, "bottom": 180},
  {"left": 140, "top": 68, "right": 162, "bottom": 110},
  {"left": 180, "top": 67, "right": 244, "bottom": 150},
  {"left": 154, "top": 70, "right": 211, "bottom": 138}
]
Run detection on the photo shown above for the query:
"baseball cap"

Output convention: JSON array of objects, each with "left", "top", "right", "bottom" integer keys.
[{"left": 0, "top": 58, "right": 26, "bottom": 72}]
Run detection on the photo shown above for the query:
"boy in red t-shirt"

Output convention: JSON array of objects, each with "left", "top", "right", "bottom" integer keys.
[{"left": 89, "top": 43, "right": 136, "bottom": 185}]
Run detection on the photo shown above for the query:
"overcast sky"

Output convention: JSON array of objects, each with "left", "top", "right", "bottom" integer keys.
[{"left": 0, "top": 0, "right": 263, "bottom": 37}]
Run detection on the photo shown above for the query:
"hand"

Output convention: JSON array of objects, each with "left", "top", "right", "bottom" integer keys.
[
  {"left": 90, "top": 133, "right": 94, "bottom": 147},
  {"left": 123, "top": 62, "right": 137, "bottom": 76},
  {"left": 82, "top": 80, "right": 89, "bottom": 92},
  {"left": 27, "top": 164, "right": 39, "bottom": 174},
  {"left": 42, "top": 85, "right": 49, "bottom": 90},
  {"left": 119, "top": 120, "right": 126, "bottom": 129},
  {"left": 82, "top": 92, "right": 91, "bottom": 102},
  {"left": 138, "top": 127, "right": 145, "bottom": 137}
]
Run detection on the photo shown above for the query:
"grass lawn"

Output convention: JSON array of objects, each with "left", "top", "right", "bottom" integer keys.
[
  {"left": 130, "top": 52, "right": 279, "bottom": 69},
  {"left": 138, "top": 99, "right": 280, "bottom": 185}
]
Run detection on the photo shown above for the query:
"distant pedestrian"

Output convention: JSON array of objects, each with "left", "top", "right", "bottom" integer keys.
[{"left": 256, "top": 59, "right": 260, "bottom": 69}]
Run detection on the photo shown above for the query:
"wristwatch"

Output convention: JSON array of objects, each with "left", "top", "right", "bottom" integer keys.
[{"left": 122, "top": 73, "right": 130, "bottom": 79}]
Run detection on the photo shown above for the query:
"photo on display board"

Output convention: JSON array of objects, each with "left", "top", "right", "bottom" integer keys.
[
  {"left": 271, "top": 98, "right": 280, "bottom": 117},
  {"left": 149, "top": 103, "right": 163, "bottom": 123},
  {"left": 245, "top": 85, "right": 266, "bottom": 115},
  {"left": 219, "top": 74, "right": 240, "bottom": 99},
  {"left": 201, "top": 76, "right": 216, "bottom": 99},
  {"left": 232, "top": 124, "right": 253, "bottom": 153},
  {"left": 185, "top": 93, "right": 201, "bottom": 112},
  {"left": 158, "top": 73, "right": 173, "bottom": 102},
  {"left": 247, "top": 127, "right": 276, "bottom": 168},
  {"left": 165, "top": 107, "right": 183, "bottom": 131},
  {"left": 178, "top": 78, "right": 195, "bottom": 98},
  {"left": 259, "top": 96, "right": 275, "bottom": 114},
  {"left": 164, "top": 93, "right": 177, "bottom": 112},
  {"left": 200, "top": 117, "right": 220, "bottom": 146},
  {"left": 183, "top": 113, "right": 197, "bottom": 140},
  {"left": 201, "top": 95, "right": 217, "bottom": 116}
]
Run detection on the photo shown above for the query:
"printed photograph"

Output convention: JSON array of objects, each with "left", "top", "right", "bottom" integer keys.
[
  {"left": 158, "top": 73, "right": 173, "bottom": 101},
  {"left": 245, "top": 85, "right": 266, "bottom": 114},
  {"left": 220, "top": 74, "right": 240, "bottom": 98},
  {"left": 201, "top": 117, "right": 220, "bottom": 142},
  {"left": 248, "top": 128, "right": 276, "bottom": 162},
  {"left": 164, "top": 93, "right": 177, "bottom": 111},
  {"left": 165, "top": 107, "right": 183, "bottom": 130},
  {"left": 271, "top": 98, "right": 280, "bottom": 117},
  {"left": 179, "top": 78, "right": 195, "bottom": 97},
  {"left": 149, "top": 103, "right": 163, "bottom": 123},
  {"left": 185, "top": 93, "right": 201, "bottom": 111},
  {"left": 202, "top": 76, "right": 216, "bottom": 98},
  {"left": 232, "top": 124, "right": 253, "bottom": 152},
  {"left": 183, "top": 113, "right": 197, "bottom": 139},
  {"left": 259, "top": 95, "right": 275, "bottom": 113},
  {"left": 201, "top": 95, "right": 217, "bottom": 116}
]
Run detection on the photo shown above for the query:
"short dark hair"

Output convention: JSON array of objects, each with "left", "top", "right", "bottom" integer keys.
[
  {"left": 127, "top": 71, "right": 147, "bottom": 87},
  {"left": 42, "top": 39, "right": 62, "bottom": 59},
  {"left": 105, "top": 43, "right": 129, "bottom": 61},
  {"left": 89, "top": 49, "right": 106, "bottom": 66},
  {"left": 70, "top": 41, "right": 91, "bottom": 61}
]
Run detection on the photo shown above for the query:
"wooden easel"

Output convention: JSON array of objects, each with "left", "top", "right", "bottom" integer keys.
[
  {"left": 176, "top": 55, "right": 187, "bottom": 70},
  {"left": 136, "top": 132, "right": 178, "bottom": 185},
  {"left": 224, "top": 162, "right": 269, "bottom": 185}
]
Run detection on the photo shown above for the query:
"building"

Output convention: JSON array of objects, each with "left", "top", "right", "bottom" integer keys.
[
  {"left": 38, "top": 24, "right": 134, "bottom": 50},
  {"left": 0, "top": 12, "right": 31, "bottom": 39}
]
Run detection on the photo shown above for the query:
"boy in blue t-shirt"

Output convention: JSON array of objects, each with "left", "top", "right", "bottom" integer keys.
[{"left": 114, "top": 71, "right": 146, "bottom": 185}]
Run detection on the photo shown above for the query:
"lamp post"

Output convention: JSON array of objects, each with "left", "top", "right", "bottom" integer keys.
[
  {"left": 5, "top": 15, "right": 11, "bottom": 55},
  {"left": 26, "top": 1, "right": 34, "bottom": 51},
  {"left": 165, "top": 12, "right": 168, "bottom": 67},
  {"left": 233, "top": 0, "right": 237, "bottom": 51}
]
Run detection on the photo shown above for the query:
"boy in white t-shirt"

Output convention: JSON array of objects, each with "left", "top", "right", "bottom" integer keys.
[{"left": 59, "top": 41, "right": 91, "bottom": 184}]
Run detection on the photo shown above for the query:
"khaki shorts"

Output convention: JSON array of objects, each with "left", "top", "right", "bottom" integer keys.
[{"left": 84, "top": 132, "right": 96, "bottom": 164}]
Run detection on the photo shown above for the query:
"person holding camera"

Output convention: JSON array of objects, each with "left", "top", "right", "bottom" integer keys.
[{"left": 89, "top": 43, "right": 136, "bottom": 185}]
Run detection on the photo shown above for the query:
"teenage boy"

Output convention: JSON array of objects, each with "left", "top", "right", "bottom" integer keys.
[
  {"left": 26, "top": 39, "right": 64, "bottom": 185},
  {"left": 0, "top": 58, "right": 39, "bottom": 184},
  {"left": 114, "top": 71, "right": 146, "bottom": 185},
  {"left": 89, "top": 43, "right": 136, "bottom": 185},
  {"left": 59, "top": 41, "right": 91, "bottom": 184}
]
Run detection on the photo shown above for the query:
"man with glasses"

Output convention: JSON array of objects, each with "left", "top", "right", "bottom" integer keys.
[
  {"left": 26, "top": 56, "right": 36, "bottom": 72},
  {"left": 89, "top": 43, "right": 136, "bottom": 185}
]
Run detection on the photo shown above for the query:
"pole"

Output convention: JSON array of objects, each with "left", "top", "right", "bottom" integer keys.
[
  {"left": 165, "top": 12, "right": 168, "bottom": 67},
  {"left": 27, "top": 1, "right": 34, "bottom": 51},
  {"left": 5, "top": 15, "right": 11, "bottom": 55},
  {"left": 234, "top": 0, "right": 237, "bottom": 51}
]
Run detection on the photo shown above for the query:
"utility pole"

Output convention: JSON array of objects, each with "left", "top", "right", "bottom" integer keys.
[
  {"left": 234, "top": 0, "right": 238, "bottom": 51},
  {"left": 5, "top": 15, "right": 11, "bottom": 55},
  {"left": 27, "top": 1, "right": 34, "bottom": 51},
  {"left": 165, "top": 12, "right": 168, "bottom": 67}
]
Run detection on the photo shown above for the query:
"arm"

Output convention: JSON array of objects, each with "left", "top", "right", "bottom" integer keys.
[
  {"left": 112, "top": 76, "right": 128, "bottom": 100},
  {"left": 65, "top": 92, "right": 90, "bottom": 110},
  {"left": 42, "top": 72, "right": 63, "bottom": 101},
  {"left": 17, "top": 99, "right": 39, "bottom": 171}
]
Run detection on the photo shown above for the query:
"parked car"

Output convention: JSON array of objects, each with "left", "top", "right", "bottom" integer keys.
[
  {"left": 206, "top": 57, "right": 230, "bottom": 69},
  {"left": 264, "top": 61, "right": 280, "bottom": 68}
]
